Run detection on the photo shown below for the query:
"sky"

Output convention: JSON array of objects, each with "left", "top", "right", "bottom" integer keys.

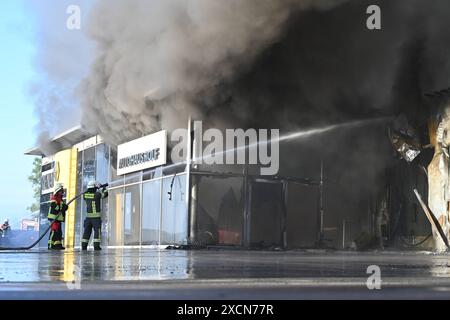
[
  {"left": 0, "top": 1, "right": 37, "bottom": 228},
  {"left": 0, "top": 0, "right": 92, "bottom": 229}
]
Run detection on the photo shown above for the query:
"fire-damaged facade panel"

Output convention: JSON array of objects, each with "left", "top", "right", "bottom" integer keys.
[{"left": 427, "top": 105, "right": 450, "bottom": 251}]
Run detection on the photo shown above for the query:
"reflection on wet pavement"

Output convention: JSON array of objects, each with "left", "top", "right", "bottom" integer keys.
[
  {"left": 1, "top": 248, "right": 450, "bottom": 284},
  {"left": 0, "top": 249, "right": 191, "bottom": 283}
]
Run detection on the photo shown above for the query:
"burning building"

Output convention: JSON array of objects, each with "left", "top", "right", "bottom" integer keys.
[
  {"left": 23, "top": 110, "right": 447, "bottom": 251},
  {"left": 27, "top": 0, "right": 450, "bottom": 251}
]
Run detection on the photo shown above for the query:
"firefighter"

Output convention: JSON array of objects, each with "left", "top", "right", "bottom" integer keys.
[
  {"left": 48, "top": 183, "right": 68, "bottom": 250},
  {"left": 82, "top": 181, "right": 108, "bottom": 251},
  {"left": 1, "top": 219, "right": 9, "bottom": 231},
  {"left": 1, "top": 219, "right": 10, "bottom": 238}
]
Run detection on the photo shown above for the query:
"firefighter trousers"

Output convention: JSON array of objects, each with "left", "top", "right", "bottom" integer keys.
[
  {"left": 82, "top": 217, "right": 102, "bottom": 250},
  {"left": 48, "top": 220, "right": 64, "bottom": 250}
]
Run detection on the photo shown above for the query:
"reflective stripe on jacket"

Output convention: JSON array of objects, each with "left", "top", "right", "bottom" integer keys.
[
  {"left": 47, "top": 199, "right": 66, "bottom": 222},
  {"left": 84, "top": 189, "right": 108, "bottom": 218}
]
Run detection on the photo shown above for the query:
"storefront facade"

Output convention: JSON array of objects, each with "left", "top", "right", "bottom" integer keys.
[
  {"left": 33, "top": 129, "right": 190, "bottom": 249},
  {"left": 26, "top": 121, "right": 433, "bottom": 251},
  {"left": 30, "top": 124, "right": 369, "bottom": 250}
]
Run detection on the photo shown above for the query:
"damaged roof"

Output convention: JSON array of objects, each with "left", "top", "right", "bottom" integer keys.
[{"left": 24, "top": 125, "right": 93, "bottom": 156}]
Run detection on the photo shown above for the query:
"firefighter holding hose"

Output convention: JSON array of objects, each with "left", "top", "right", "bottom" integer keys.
[
  {"left": 81, "top": 181, "right": 108, "bottom": 251},
  {"left": 47, "top": 183, "right": 68, "bottom": 250}
]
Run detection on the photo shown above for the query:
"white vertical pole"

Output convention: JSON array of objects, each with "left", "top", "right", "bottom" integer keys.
[
  {"left": 186, "top": 117, "right": 193, "bottom": 243},
  {"left": 342, "top": 219, "right": 346, "bottom": 249}
]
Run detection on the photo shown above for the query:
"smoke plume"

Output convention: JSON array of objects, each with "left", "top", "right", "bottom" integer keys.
[
  {"left": 80, "top": 0, "right": 347, "bottom": 144},
  {"left": 29, "top": 0, "right": 93, "bottom": 154},
  {"left": 80, "top": 0, "right": 450, "bottom": 145}
]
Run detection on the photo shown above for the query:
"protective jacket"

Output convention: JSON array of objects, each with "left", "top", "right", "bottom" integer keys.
[
  {"left": 83, "top": 188, "right": 108, "bottom": 218},
  {"left": 47, "top": 194, "right": 67, "bottom": 222}
]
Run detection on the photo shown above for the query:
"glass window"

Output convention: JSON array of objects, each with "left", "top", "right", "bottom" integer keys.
[
  {"left": 196, "top": 176, "right": 244, "bottom": 246},
  {"left": 109, "top": 147, "right": 123, "bottom": 187},
  {"left": 250, "top": 182, "right": 283, "bottom": 247},
  {"left": 96, "top": 144, "right": 109, "bottom": 185},
  {"left": 82, "top": 147, "right": 96, "bottom": 225},
  {"left": 142, "top": 180, "right": 162, "bottom": 245},
  {"left": 41, "top": 162, "right": 54, "bottom": 172},
  {"left": 96, "top": 144, "right": 110, "bottom": 244},
  {"left": 286, "top": 183, "right": 318, "bottom": 248},
  {"left": 108, "top": 187, "right": 124, "bottom": 246},
  {"left": 38, "top": 202, "right": 50, "bottom": 248},
  {"left": 161, "top": 174, "right": 188, "bottom": 245},
  {"left": 40, "top": 193, "right": 51, "bottom": 203},
  {"left": 125, "top": 171, "right": 142, "bottom": 185},
  {"left": 83, "top": 147, "right": 96, "bottom": 188},
  {"left": 143, "top": 167, "right": 162, "bottom": 181},
  {"left": 163, "top": 163, "right": 187, "bottom": 176},
  {"left": 124, "top": 184, "right": 141, "bottom": 245},
  {"left": 75, "top": 151, "right": 83, "bottom": 247},
  {"left": 41, "top": 172, "right": 54, "bottom": 192}
]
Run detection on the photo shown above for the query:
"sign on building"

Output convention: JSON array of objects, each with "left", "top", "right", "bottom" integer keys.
[{"left": 117, "top": 130, "right": 167, "bottom": 175}]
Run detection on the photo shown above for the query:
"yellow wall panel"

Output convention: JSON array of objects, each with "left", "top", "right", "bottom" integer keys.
[{"left": 54, "top": 148, "right": 78, "bottom": 248}]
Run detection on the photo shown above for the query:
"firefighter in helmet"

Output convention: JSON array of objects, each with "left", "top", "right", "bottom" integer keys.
[
  {"left": 48, "top": 183, "right": 68, "bottom": 250},
  {"left": 1, "top": 219, "right": 10, "bottom": 238},
  {"left": 82, "top": 181, "right": 108, "bottom": 251}
]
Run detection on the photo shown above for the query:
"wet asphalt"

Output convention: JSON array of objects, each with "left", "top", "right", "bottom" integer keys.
[{"left": 1, "top": 248, "right": 450, "bottom": 299}]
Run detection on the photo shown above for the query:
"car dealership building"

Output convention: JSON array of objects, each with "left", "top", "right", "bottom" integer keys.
[
  {"left": 25, "top": 119, "right": 431, "bottom": 250},
  {"left": 26, "top": 123, "right": 319, "bottom": 250}
]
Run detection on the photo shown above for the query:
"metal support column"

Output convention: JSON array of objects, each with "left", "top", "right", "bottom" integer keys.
[
  {"left": 317, "top": 160, "right": 325, "bottom": 246},
  {"left": 186, "top": 118, "right": 193, "bottom": 244},
  {"left": 187, "top": 118, "right": 199, "bottom": 245},
  {"left": 282, "top": 181, "right": 288, "bottom": 249},
  {"left": 242, "top": 164, "right": 249, "bottom": 247},
  {"left": 245, "top": 179, "right": 253, "bottom": 248}
]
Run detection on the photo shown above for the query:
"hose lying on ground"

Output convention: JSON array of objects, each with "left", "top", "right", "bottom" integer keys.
[
  {"left": 0, "top": 184, "right": 107, "bottom": 251},
  {"left": 400, "top": 233, "right": 432, "bottom": 247},
  {"left": 413, "top": 189, "right": 450, "bottom": 249}
]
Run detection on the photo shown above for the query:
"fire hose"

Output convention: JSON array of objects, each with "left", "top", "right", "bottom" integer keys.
[
  {"left": 413, "top": 188, "right": 450, "bottom": 250},
  {"left": 0, "top": 183, "right": 108, "bottom": 251}
]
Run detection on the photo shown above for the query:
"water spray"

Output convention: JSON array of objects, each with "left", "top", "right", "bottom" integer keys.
[
  {"left": 277, "top": 117, "right": 391, "bottom": 143},
  {"left": 193, "top": 116, "right": 392, "bottom": 164}
]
